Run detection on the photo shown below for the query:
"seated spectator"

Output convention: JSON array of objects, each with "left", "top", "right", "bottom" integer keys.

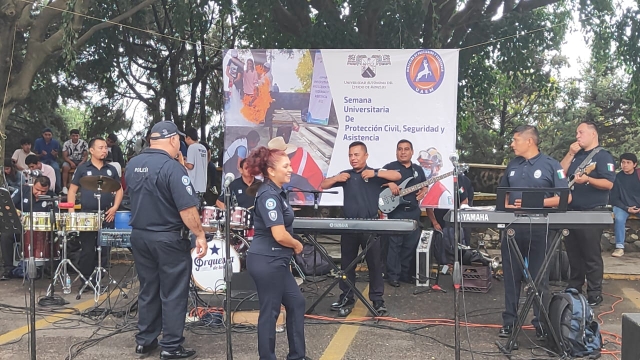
[
  {"left": 61, "top": 129, "right": 88, "bottom": 194},
  {"left": 106, "top": 133, "right": 125, "bottom": 168},
  {"left": 33, "top": 128, "right": 61, "bottom": 190},
  {"left": 11, "top": 138, "right": 34, "bottom": 171},
  {"left": 25, "top": 154, "right": 57, "bottom": 192},
  {"left": 4, "top": 159, "right": 25, "bottom": 191},
  {"left": 609, "top": 153, "right": 640, "bottom": 257}
]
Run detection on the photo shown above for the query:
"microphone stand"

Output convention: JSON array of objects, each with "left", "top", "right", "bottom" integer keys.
[
  {"left": 26, "top": 178, "right": 37, "bottom": 360},
  {"left": 224, "top": 180, "right": 233, "bottom": 360},
  {"left": 450, "top": 155, "right": 464, "bottom": 360}
]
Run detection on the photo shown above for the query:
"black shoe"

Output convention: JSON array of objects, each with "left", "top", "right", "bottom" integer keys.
[
  {"left": 159, "top": 346, "right": 196, "bottom": 359},
  {"left": 373, "top": 300, "right": 387, "bottom": 315},
  {"left": 389, "top": 280, "right": 400, "bottom": 287},
  {"left": 0, "top": 272, "right": 12, "bottom": 281},
  {"left": 338, "top": 307, "right": 352, "bottom": 317},
  {"left": 535, "top": 326, "right": 546, "bottom": 341},
  {"left": 330, "top": 297, "right": 355, "bottom": 311},
  {"left": 498, "top": 326, "right": 512, "bottom": 338},
  {"left": 135, "top": 342, "right": 158, "bottom": 357},
  {"left": 588, "top": 295, "right": 603, "bottom": 307}
]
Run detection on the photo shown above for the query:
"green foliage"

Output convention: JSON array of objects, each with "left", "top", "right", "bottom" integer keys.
[{"left": 294, "top": 51, "right": 313, "bottom": 93}]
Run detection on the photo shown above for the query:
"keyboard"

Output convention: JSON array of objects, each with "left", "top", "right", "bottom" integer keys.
[
  {"left": 445, "top": 210, "right": 613, "bottom": 229},
  {"left": 293, "top": 217, "right": 418, "bottom": 235}
]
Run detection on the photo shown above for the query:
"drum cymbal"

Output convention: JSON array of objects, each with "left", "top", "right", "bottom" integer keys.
[{"left": 79, "top": 176, "right": 121, "bottom": 192}]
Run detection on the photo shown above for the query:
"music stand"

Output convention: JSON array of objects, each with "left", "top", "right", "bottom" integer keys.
[{"left": 494, "top": 187, "right": 570, "bottom": 357}]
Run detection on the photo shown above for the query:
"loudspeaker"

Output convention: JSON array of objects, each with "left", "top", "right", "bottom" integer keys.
[{"left": 622, "top": 313, "right": 640, "bottom": 360}]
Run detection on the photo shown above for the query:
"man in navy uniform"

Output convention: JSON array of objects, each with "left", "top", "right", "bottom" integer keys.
[
  {"left": 1, "top": 176, "right": 55, "bottom": 280},
  {"left": 216, "top": 158, "right": 258, "bottom": 210},
  {"left": 498, "top": 125, "right": 570, "bottom": 342},
  {"left": 67, "top": 138, "right": 123, "bottom": 281},
  {"left": 383, "top": 140, "right": 428, "bottom": 286},
  {"left": 560, "top": 121, "right": 615, "bottom": 307},
  {"left": 320, "top": 141, "right": 401, "bottom": 316},
  {"left": 125, "top": 121, "right": 207, "bottom": 360}
]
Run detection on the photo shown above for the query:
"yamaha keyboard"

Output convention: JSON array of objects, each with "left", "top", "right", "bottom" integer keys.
[
  {"left": 293, "top": 217, "right": 418, "bottom": 235},
  {"left": 445, "top": 209, "right": 613, "bottom": 229}
]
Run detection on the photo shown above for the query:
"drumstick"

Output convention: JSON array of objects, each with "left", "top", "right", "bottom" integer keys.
[{"left": 247, "top": 206, "right": 255, "bottom": 210}]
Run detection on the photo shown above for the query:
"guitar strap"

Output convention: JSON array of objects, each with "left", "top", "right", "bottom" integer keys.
[{"left": 574, "top": 146, "right": 602, "bottom": 174}]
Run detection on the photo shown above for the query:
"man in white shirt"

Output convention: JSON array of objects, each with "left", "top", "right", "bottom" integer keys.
[
  {"left": 25, "top": 154, "right": 57, "bottom": 192},
  {"left": 184, "top": 127, "right": 208, "bottom": 194},
  {"left": 61, "top": 129, "right": 88, "bottom": 194},
  {"left": 12, "top": 138, "right": 34, "bottom": 171}
]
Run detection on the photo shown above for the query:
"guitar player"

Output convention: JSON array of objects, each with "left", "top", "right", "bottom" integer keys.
[{"left": 382, "top": 140, "right": 428, "bottom": 287}]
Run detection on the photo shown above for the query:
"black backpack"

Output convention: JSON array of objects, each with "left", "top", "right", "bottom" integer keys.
[
  {"left": 548, "top": 288, "right": 602, "bottom": 358},
  {"left": 294, "top": 242, "right": 332, "bottom": 276}
]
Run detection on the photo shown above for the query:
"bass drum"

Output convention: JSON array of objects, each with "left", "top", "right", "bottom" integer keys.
[{"left": 191, "top": 237, "right": 240, "bottom": 293}]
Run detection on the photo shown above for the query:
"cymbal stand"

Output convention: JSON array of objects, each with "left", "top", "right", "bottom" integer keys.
[{"left": 46, "top": 215, "right": 85, "bottom": 296}]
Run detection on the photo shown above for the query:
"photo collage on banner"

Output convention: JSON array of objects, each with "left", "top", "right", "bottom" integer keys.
[{"left": 222, "top": 49, "right": 459, "bottom": 208}]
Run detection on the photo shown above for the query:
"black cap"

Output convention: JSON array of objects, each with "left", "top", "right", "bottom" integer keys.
[{"left": 149, "top": 121, "right": 185, "bottom": 140}]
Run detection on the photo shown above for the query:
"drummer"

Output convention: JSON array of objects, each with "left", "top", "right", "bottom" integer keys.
[
  {"left": 215, "top": 158, "right": 259, "bottom": 211},
  {"left": 1, "top": 176, "right": 55, "bottom": 280},
  {"left": 67, "top": 137, "right": 123, "bottom": 282}
]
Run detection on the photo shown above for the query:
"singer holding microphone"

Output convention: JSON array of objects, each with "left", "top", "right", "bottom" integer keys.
[
  {"left": 125, "top": 122, "right": 207, "bottom": 360},
  {"left": 244, "top": 146, "right": 307, "bottom": 360}
]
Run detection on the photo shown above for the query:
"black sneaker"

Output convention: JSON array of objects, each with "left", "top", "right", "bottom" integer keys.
[
  {"left": 498, "top": 325, "right": 512, "bottom": 338},
  {"left": 373, "top": 300, "right": 387, "bottom": 315},
  {"left": 330, "top": 297, "right": 355, "bottom": 311},
  {"left": 535, "top": 326, "right": 546, "bottom": 341},
  {"left": 588, "top": 295, "right": 603, "bottom": 307}
]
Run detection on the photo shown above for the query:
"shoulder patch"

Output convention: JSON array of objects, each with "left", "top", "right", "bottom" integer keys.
[
  {"left": 268, "top": 210, "right": 278, "bottom": 221},
  {"left": 265, "top": 198, "right": 277, "bottom": 210},
  {"left": 607, "top": 163, "right": 615, "bottom": 172},
  {"left": 182, "top": 175, "right": 191, "bottom": 185}
]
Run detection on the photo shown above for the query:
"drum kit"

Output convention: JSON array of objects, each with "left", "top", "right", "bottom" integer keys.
[{"left": 191, "top": 205, "right": 254, "bottom": 292}]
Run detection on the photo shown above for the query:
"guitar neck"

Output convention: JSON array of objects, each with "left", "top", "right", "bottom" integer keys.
[{"left": 399, "top": 171, "right": 453, "bottom": 196}]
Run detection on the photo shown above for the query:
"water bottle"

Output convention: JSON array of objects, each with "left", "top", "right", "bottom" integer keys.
[{"left": 63, "top": 274, "right": 71, "bottom": 294}]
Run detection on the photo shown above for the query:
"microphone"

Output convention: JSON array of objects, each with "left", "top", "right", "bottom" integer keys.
[
  {"left": 223, "top": 173, "right": 235, "bottom": 188},
  {"left": 23, "top": 169, "right": 41, "bottom": 177},
  {"left": 449, "top": 152, "right": 459, "bottom": 165}
]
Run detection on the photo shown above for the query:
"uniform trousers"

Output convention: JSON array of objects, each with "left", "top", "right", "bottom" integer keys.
[
  {"left": 77, "top": 217, "right": 112, "bottom": 280},
  {"left": 340, "top": 233, "right": 384, "bottom": 301},
  {"left": 0, "top": 233, "right": 17, "bottom": 273},
  {"left": 386, "top": 208, "right": 421, "bottom": 282},
  {"left": 247, "top": 253, "right": 306, "bottom": 360},
  {"left": 564, "top": 227, "right": 604, "bottom": 298},
  {"left": 131, "top": 230, "right": 191, "bottom": 351},
  {"left": 501, "top": 227, "right": 551, "bottom": 328}
]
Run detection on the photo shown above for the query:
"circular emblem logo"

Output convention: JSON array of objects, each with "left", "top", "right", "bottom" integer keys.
[
  {"left": 182, "top": 176, "right": 191, "bottom": 186},
  {"left": 107, "top": 169, "right": 112, "bottom": 176},
  {"left": 265, "top": 198, "right": 276, "bottom": 210},
  {"left": 406, "top": 50, "right": 445, "bottom": 94},
  {"left": 534, "top": 170, "right": 542, "bottom": 179}
]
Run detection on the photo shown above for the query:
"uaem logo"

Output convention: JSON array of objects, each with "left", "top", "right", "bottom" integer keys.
[
  {"left": 347, "top": 54, "right": 391, "bottom": 78},
  {"left": 406, "top": 50, "right": 445, "bottom": 94}
]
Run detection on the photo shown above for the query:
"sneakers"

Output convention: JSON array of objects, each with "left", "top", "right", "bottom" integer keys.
[
  {"left": 61, "top": 187, "right": 68, "bottom": 195},
  {"left": 588, "top": 295, "right": 603, "bottom": 307},
  {"left": 498, "top": 325, "right": 512, "bottom": 338},
  {"left": 612, "top": 249, "right": 624, "bottom": 257}
]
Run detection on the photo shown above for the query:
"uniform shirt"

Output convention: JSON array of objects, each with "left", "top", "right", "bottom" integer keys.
[
  {"left": 248, "top": 181, "right": 294, "bottom": 257},
  {"left": 72, "top": 161, "right": 120, "bottom": 211},
  {"left": 125, "top": 148, "right": 199, "bottom": 232},
  {"left": 333, "top": 166, "right": 389, "bottom": 219},
  {"left": 12, "top": 185, "right": 55, "bottom": 212},
  {"left": 33, "top": 138, "right": 60, "bottom": 163},
  {"left": 383, "top": 161, "right": 427, "bottom": 213},
  {"left": 499, "top": 152, "right": 569, "bottom": 205},
  {"left": 186, "top": 142, "right": 208, "bottom": 193},
  {"left": 62, "top": 139, "right": 88, "bottom": 162},
  {"left": 567, "top": 148, "right": 616, "bottom": 210},
  {"left": 12, "top": 149, "right": 34, "bottom": 170},
  {"left": 221, "top": 177, "right": 258, "bottom": 209}
]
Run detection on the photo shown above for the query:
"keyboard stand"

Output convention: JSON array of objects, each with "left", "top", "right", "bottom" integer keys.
[
  {"left": 303, "top": 233, "right": 380, "bottom": 317},
  {"left": 496, "top": 228, "right": 569, "bottom": 357}
]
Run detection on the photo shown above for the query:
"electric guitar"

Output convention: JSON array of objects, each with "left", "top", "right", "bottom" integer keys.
[
  {"left": 378, "top": 171, "right": 454, "bottom": 213},
  {"left": 568, "top": 162, "right": 596, "bottom": 188}
]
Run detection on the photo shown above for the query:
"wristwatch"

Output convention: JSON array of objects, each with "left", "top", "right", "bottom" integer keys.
[
  {"left": 374, "top": 169, "right": 379, "bottom": 177},
  {"left": 586, "top": 176, "right": 590, "bottom": 185}
]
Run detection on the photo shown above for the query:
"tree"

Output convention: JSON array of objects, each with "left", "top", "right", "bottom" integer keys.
[
  {"left": 294, "top": 50, "right": 313, "bottom": 93},
  {"left": 0, "top": 0, "right": 157, "bottom": 157}
]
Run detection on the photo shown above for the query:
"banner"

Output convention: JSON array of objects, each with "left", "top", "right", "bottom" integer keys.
[{"left": 222, "top": 49, "right": 459, "bottom": 208}]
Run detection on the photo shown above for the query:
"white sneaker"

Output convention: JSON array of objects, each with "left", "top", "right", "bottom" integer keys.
[
  {"left": 62, "top": 187, "right": 68, "bottom": 195},
  {"left": 612, "top": 249, "right": 624, "bottom": 257}
]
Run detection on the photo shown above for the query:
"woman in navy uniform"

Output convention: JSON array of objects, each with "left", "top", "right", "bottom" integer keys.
[{"left": 244, "top": 146, "right": 307, "bottom": 360}]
